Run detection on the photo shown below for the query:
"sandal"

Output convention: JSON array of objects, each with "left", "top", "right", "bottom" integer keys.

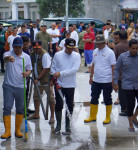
[
  {"left": 132, "top": 120, "right": 138, "bottom": 128},
  {"left": 128, "top": 127, "right": 135, "bottom": 132},
  {"left": 49, "top": 118, "right": 55, "bottom": 124}
]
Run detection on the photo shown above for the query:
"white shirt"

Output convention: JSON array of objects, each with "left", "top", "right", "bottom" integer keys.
[
  {"left": 51, "top": 50, "right": 81, "bottom": 88},
  {"left": 70, "top": 30, "right": 79, "bottom": 46},
  {"left": 7, "top": 35, "right": 20, "bottom": 51},
  {"left": 47, "top": 28, "right": 59, "bottom": 44},
  {"left": 59, "top": 38, "right": 66, "bottom": 51},
  {"left": 92, "top": 45, "right": 116, "bottom": 83},
  {"left": 3, "top": 51, "right": 32, "bottom": 88},
  {"left": 34, "top": 53, "right": 51, "bottom": 86},
  {"left": 104, "top": 28, "right": 111, "bottom": 40}
]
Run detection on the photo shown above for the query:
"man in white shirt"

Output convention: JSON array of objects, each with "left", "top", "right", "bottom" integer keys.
[
  {"left": 84, "top": 35, "right": 116, "bottom": 125},
  {"left": 51, "top": 38, "right": 81, "bottom": 135},
  {"left": 69, "top": 24, "right": 79, "bottom": 46},
  {"left": 8, "top": 27, "right": 20, "bottom": 51},
  {"left": 104, "top": 23, "right": 111, "bottom": 41},
  {"left": 47, "top": 22, "right": 60, "bottom": 57},
  {"left": 1, "top": 37, "right": 32, "bottom": 139}
]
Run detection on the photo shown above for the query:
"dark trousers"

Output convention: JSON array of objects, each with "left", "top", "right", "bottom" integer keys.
[
  {"left": 0, "top": 48, "right": 5, "bottom": 71},
  {"left": 118, "top": 80, "right": 127, "bottom": 112},
  {"left": 49, "top": 43, "right": 57, "bottom": 58},
  {"left": 124, "top": 90, "right": 138, "bottom": 117},
  {"left": 91, "top": 81, "right": 112, "bottom": 105},
  {"left": 55, "top": 88, "right": 75, "bottom": 112},
  {"left": 79, "top": 49, "right": 84, "bottom": 56}
]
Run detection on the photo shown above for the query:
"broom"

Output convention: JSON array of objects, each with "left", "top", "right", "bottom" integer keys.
[{"left": 23, "top": 58, "right": 28, "bottom": 141}]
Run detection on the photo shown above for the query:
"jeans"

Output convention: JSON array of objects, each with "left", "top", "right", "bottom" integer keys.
[{"left": 3, "top": 83, "right": 24, "bottom": 116}]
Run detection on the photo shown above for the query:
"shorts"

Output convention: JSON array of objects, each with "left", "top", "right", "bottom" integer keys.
[
  {"left": 84, "top": 50, "right": 93, "bottom": 66},
  {"left": 33, "top": 85, "right": 55, "bottom": 104}
]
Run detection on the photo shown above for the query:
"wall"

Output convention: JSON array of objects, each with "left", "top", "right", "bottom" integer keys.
[{"left": 84, "top": 0, "right": 122, "bottom": 25}]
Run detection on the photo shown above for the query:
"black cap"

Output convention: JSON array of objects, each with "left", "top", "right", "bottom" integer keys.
[
  {"left": 65, "top": 30, "right": 71, "bottom": 34},
  {"left": 65, "top": 38, "right": 76, "bottom": 48}
]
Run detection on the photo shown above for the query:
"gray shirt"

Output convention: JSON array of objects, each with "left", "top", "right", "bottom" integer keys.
[{"left": 114, "top": 51, "right": 138, "bottom": 90}]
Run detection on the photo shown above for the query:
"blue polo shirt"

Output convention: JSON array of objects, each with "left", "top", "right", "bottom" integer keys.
[{"left": 18, "top": 32, "right": 30, "bottom": 38}]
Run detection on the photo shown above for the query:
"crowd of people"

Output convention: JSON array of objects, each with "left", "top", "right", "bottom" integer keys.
[{"left": 0, "top": 18, "right": 138, "bottom": 139}]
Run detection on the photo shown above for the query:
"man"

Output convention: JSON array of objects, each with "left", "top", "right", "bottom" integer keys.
[
  {"left": 0, "top": 23, "right": 6, "bottom": 72},
  {"left": 119, "top": 19, "right": 128, "bottom": 31},
  {"left": 82, "top": 25, "right": 95, "bottom": 73},
  {"left": 84, "top": 35, "right": 116, "bottom": 124},
  {"left": 90, "top": 21, "right": 97, "bottom": 36},
  {"left": 59, "top": 30, "right": 71, "bottom": 51},
  {"left": 51, "top": 38, "right": 81, "bottom": 135},
  {"left": 56, "top": 22, "right": 62, "bottom": 42},
  {"left": 18, "top": 25, "right": 30, "bottom": 39},
  {"left": 73, "top": 24, "right": 79, "bottom": 33},
  {"left": 1, "top": 37, "right": 32, "bottom": 139},
  {"left": 28, "top": 41, "right": 55, "bottom": 124},
  {"left": 113, "top": 31, "right": 129, "bottom": 116},
  {"left": 47, "top": 22, "right": 60, "bottom": 57},
  {"left": 78, "top": 26, "right": 86, "bottom": 57},
  {"left": 78, "top": 22, "right": 84, "bottom": 32},
  {"left": 5, "top": 26, "right": 13, "bottom": 51},
  {"left": 8, "top": 27, "right": 20, "bottom": 51},
  {"left": 104, "top": 23, "right": 111, "bottom": 41},
  {"left": 131, "top": 26, "right": 138, "bottom": 41},
  {"left": 127, "top": 22, "right": 135, "bottom": 41},
  {"left": 35, "top": 25, "right": 52, "bottom": 52},
  {"left": 114, "top": 39, "right": 138, "bottom": 132},
  {"left": 103, "top": 20, "right": 111, "bottom": 31},
  {"left": 69, "top": 24, "right": 79, "bottom": 47}
]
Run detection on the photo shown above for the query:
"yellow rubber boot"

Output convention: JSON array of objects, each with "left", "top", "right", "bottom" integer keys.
[
  {"left": 84, "top": 104, "right": 98, "bottom": 123},
  {"left": 103, "top": 105, "right": 112, "bottom": 124},
  {"left": 15, "top": 114, "right": 23, "bottom": 138},
  {"left": 1, "top": 116, "right": 11, "bottom": 139}
]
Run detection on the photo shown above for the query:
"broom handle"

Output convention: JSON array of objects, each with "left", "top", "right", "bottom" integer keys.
[{"left": 23, "top": 58, "right": 27, "bottom": 120}]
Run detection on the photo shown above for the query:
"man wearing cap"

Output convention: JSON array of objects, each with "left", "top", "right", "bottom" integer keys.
[
  {"left": 35, "top": 25, "right": 52, "bottom": 53},
  {"left": 51, "top": 38, "right": 81, "bottom": 135},
  {"left": 28, "top": 40, "right": 55, "bottom": 124},
  {"left": 84, "top": 35, "right": 116, "bottom": 124},
  {"left": 83, "top": 25, "right": 95, "bottom": 73},
  {"left": 1, "top": 37, "right": 32, "bottom": 139}
]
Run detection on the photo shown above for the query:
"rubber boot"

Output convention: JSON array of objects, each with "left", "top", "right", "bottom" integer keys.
[
  {"left": 84, "top": 104, "right": 98, "bottom": 123},
  {"left": 1, "top": 116, "right": 11, "bottom": 139},
  {"left": 62, "top": 111, "right": 73, "bottom": 135},
  {"left": 15, "top": 114, "right": 23, "bottom": 138},
  {"left": 103, "top": 105, "right": 112, "bottom": 124},
  {"left": 54, "top": 111, "right": 62, "bottom": 134}
]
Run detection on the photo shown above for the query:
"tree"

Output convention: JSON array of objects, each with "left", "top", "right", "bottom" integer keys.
[{"left": 36, "top": 0, "right": 85, "bottom": 18}]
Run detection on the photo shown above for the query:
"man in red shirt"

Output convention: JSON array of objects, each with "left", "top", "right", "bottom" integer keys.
[{"left": 83, "top": 25, "right": 95, "bottom": 73}]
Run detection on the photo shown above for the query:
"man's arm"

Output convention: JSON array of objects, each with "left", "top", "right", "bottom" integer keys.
[
  {"left": 82, "top": 38, "right": 92, "bottom": 43},
  {"left": 54, "top": 54, "right": 81, "bottom": 78},
  {"left": 113, "top": 55, "right": 123, "bottom": 91},
  {"left": 89, "top": 63, "right": 94, "bottom": 85}
]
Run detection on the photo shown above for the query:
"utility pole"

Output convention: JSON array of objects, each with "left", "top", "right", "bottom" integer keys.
[{"left": 65, "top": 0, "right": 69, "bottom": 30}]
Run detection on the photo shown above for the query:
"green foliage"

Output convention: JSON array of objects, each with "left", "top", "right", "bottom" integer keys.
[{"left": 36, "top": 0, "right": 85, "bottom": 18}]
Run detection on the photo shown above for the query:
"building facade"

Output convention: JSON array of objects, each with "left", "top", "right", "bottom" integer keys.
[{"left": 0, "top": 0, "right": 40, "bottom": 20}]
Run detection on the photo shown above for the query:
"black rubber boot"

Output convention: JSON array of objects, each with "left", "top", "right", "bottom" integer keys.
[
  {"left": 54, "top": 111, "right": 62, "bottom": 135},
  {"left": 62, "top": 111, "right": 73, "bottom": 135}
]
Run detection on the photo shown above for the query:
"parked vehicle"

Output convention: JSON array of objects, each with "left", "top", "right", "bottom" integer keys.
[
  {"left": 41, "top": 18, "right": 105, "bottom": 32},
  {"left": 0, "top": 19, "right": 31, "bottom": 27}
]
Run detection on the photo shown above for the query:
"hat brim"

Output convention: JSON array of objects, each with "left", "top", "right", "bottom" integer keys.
[
  {"left": 13, "top": 44, "right": 23, "bottom": 47},
  {"left": 94, "top": 40, "right": 106, "bottom": 43},
  {"left": 33, "top": 46, "right": 42, "bottom": 49},
  {"left": 67, "top": 45, "right": 76, "bottom": 49}
]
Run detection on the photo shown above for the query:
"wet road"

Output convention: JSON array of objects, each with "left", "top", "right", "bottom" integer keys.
[{"left": 0, "top": 72, "right": 138, "bottom": 150}]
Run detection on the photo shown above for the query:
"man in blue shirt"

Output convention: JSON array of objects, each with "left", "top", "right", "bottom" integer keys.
[
  {"left": 114, "top": 39, "right": 138, "bottom": 132},
  {"left": 119, "top": 19, "right": 128, "bottom": 31},
  {"left": 18, "top": 25, "right": 30, "bottom": 40}
]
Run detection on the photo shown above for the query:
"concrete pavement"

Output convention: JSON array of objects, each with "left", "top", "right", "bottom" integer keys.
[{"left": 0, "top": 72, "right": 138, "bottom": 150}]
